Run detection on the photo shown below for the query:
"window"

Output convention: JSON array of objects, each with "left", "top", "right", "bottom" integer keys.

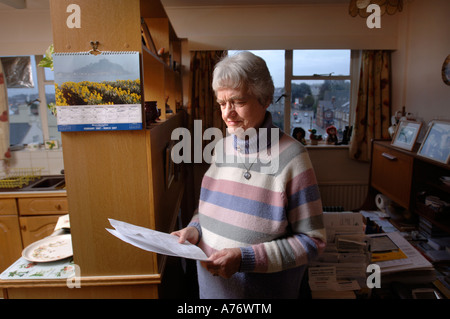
[
  {"left": 228, "top": 49, "right": 356, "bottom": 142},
  {"left": 290, "top": 50, "right": 351, "bottom": 141},
  {"left": 2, "top": 55, "right": 60, "bottom": 146}
]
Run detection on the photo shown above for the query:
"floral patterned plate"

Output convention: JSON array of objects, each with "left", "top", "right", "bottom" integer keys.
[{"left": 22, "top": 234, "right": 73, "bottom": 262}]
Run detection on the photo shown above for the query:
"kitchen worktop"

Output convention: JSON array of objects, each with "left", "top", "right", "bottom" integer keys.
[{"left": 0, "top": 175, "right": 66, "bottom": 197}]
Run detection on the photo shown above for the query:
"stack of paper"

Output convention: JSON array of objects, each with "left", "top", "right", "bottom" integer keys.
[
  {"left": 106, "top": 219, "right": 208, "bottom": 261},
  {"left": 368, "top": 231, "right": 435, "bottom": 284},
  {"left": 308, "top": 212, "right": 370, "bottom": 298}
]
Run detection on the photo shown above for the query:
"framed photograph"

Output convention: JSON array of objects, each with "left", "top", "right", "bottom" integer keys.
[
  {"left": 417, "top": 120, "right": 450, "bottom": 164},
  {"left": 391, "top": 120, "right": 422, "bottom": 151}
]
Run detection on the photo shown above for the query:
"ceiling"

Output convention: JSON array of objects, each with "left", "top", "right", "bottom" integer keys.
[
  {"left": 161, "top": 0, "right": 350, "bottom": 6},
  {"left": 0, "top": 0, "right": 49, "bottom": 10},
  {"left": 0, "top": 0, "right": 350, "bottom": 10}
]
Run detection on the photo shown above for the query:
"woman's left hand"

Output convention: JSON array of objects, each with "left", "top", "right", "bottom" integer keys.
[{"left": 201, "top": 248, "right": 242, "bottom": 279}]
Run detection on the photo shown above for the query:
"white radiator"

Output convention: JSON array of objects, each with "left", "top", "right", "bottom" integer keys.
[{"left": 318, "top": 182, "right": 368, "bottom": 211}]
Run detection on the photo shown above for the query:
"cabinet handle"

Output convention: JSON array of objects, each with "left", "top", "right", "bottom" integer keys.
[
  {"left": 382, "top": 152, "right": 397, "bottom": 161},
  {"left": 55, "top": 204, "right": 62, "bottom": 210}
]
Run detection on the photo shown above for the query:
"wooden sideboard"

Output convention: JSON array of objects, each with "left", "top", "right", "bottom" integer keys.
[{"left": 365, "top": 140, "right": 450, "bottom": 234}]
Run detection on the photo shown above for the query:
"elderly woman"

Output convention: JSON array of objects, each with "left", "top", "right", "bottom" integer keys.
[{"left": 172, "top": 51, "right": 326, "bottom": 299}]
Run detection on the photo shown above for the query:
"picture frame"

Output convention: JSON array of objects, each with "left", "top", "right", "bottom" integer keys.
[
  {"left": 417, "top": 120, "right": 450, "bottom": 164},
  {"left": 391, "top": 120, "right": 422, "bottom": 151}
]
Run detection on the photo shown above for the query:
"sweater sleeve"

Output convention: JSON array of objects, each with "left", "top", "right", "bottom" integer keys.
[
  {"left": 187, "top": 213, "right": 202, "bottom": 243},
  {"left": 239, "top": 150, "right": 326, "bottom": 273}
]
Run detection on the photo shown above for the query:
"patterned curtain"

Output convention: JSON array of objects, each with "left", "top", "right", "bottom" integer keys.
[
  {"left": 0, "top": 61, "right": 11, "bottom": 163},
  {"left": 188, "top": 51, "right": 226, "bottom": 133},
  {"left": 349, "top": 50, "right": 391, "bottom": 162}
]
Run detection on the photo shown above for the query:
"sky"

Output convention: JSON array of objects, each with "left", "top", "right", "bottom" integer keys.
[{"left": 229, "top": 49, "right": 351, "bottom": 88}]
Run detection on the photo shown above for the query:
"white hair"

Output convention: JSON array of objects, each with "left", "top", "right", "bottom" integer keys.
[{"left": 212, "top": 51, "right": 274, "bottom": 107}]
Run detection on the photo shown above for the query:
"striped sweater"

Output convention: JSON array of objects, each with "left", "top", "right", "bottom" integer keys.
[{"left": 189, "top": 113, "right": 326, "bottom": 298}]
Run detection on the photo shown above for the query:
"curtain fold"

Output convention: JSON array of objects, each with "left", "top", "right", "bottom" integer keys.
[
  {"left": 0, "top": 61, "right": 11, "bottom": 163},
  {"left": 188, "top": 51, "right": 226, "bottom": 134},
  {"left": 350, "top": 50, "right": 391, "bottom": 162}
]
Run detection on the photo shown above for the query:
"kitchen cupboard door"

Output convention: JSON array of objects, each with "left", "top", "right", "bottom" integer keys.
[
  {"left": 0, "top": 199, "right": 17, "bottom": 215},
  {"left": 0, "top": 216, "right": 23, "bottom": 272},
  {"left": 19, "top": 215, "right": 62, "bottom": 248}
]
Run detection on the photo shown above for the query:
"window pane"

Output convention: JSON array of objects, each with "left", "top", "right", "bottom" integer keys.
[
  {"left": 293, "top": 50, "right": 350, "bottom": 76},
  {"left": 44, "top": 67, "right": 54, "bottom": 81},
  {"left": 228, "top": 50, "right": 285, "bottom": 130},
  {"left": 45, "top": 84, "right": 60, "bottom": 141},
  {"left": 290, "top": 79, "right": 350, "bottom": 140},
  {"left": 6, "top": 56, "right": 43, "bottom": 145}
]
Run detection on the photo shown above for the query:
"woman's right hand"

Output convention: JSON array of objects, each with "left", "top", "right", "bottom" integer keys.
[{"left": 171, "top": 226, "right": 200, "bottom": 245}]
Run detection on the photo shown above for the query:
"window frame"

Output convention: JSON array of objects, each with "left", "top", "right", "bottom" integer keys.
[
  {"left": 283, "top": 49, "right": 360, "bottom": 138},
  {"left": 35, "top": 55, "right": 52, "bottom": 142}
]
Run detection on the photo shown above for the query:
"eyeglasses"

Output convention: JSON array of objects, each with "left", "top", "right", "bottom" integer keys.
[{"left": 217, "top": 96, "right": 248, "bottom": 110}]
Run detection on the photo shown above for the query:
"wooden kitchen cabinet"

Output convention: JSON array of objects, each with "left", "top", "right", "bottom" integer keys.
[
  {"left": 0, "top": 192, "right": 68, "bottom": 272},
  {"left": 365, "top": 140, "right": 450, "bottom": 234},
  {"left": 0, "top": 215, "right": 23, "bottom": 273},
  {"left": 19, "top": 215, "right": 63, "bottom": 248}
]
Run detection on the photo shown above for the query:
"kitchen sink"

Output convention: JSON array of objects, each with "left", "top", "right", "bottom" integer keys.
[{"left": 21, "top": 176, "right": 65, "bottom": 191}]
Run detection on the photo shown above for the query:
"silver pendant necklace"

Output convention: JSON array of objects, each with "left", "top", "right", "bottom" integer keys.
[{"left": 238, "top": 152, "right": 258, "bottom": 180}]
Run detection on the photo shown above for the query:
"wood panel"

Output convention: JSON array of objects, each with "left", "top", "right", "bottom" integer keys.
[
  {"left": 49, "top": 0, "right": 141, "bottom": 53},
  {"left": 5, "top": 284, "right": 158, "bottom": 299},
  {"left": 147, "top": 113, "right": 184, "bottom": 235},
  {"left": 142, "top": 48, "right": 166, "bottom": 118},
  {"left": 62, "top": 130, "right": 157, "bottom": 277},
  {"left": 144, "top": 18, "right": 169, "bottom": 55},
  {"left": 18, "top": 197, "right": 68, "bottom": 215},
  {"left": 0, "top": 199, "right": 17, "bottom": 215}
]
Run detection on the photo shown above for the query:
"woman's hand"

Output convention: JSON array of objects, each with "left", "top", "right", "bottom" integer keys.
[
  {"left": 201, "top": 248, "right": 241, "bottom": 279},
  {"left": 171, "top": 226, "right": 200, "bottom": 245}
]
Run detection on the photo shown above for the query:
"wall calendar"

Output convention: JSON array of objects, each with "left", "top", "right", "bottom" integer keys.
[{"left": 53, "top": 51, "right": 142, "bottom": 132}]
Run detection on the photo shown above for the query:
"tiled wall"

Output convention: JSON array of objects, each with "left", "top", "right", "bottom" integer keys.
[{"left": 2, "top": 149, "right": 64, "bottom": 176}]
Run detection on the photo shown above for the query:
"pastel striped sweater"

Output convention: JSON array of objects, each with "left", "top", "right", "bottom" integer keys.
[{"left": 189, "top": 113, "right": 326, "bottom": 299}]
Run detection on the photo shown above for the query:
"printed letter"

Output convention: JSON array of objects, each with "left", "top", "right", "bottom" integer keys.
[
  {"left": 66, "top": 4, "right": 81, "bottom": 29},
  {"left": 366, "top": 4, "right": 381, "bottom": 29},
  {"left": 366, "top": 264, "right": 381, "bottom": 288}
]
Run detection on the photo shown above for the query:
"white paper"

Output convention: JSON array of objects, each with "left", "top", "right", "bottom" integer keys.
[
  {"left": 106, "top": 219, "right": 208, "bottom": 261},
  {"left": 308, "top": 266, "right": 361, "bottom": 291},
  {"left": 323, "top": 212, "right": 365, "bottom": 242}
]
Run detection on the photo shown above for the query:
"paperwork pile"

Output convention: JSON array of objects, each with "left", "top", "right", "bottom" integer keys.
[
  {"left": 368, "top": 231, "right": 435, "bottom": 284},
  {"left": 106, "top": 219, "right": 208, "bottom": 261},
  {"left": 308, "top": 212, "right": 370, "bottom": 297}
]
